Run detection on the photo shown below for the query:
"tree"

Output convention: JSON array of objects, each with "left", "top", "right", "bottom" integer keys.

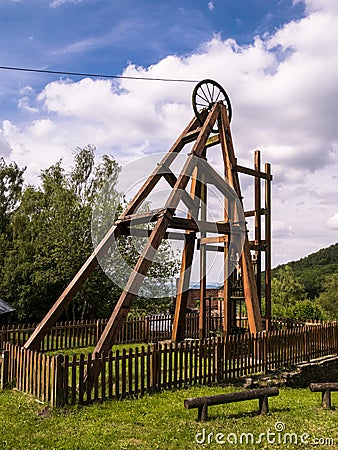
[
  {"left": 0, "top": 158, "right": 26, "bottom": 286},
  {"left": 272, "top": 265, "right": 307, "bottom": 317},
  {"left": 0, "top": 157, "right": 26, "bottom": 234},
  {"left": 316, "top": 273, "right": 338, "bottom": 320},
  {"left": 288, "top": 299, "right": 325, "bottom": 321},
  {"left": 0, "top": 147, "right": 179, "bottom": 321}
]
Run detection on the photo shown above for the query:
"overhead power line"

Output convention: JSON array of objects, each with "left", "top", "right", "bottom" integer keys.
[{"left": 0, "top": 65, "right": 199, "bottom": 83}]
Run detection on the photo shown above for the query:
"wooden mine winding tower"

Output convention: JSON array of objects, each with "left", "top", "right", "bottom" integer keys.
[{"left": 25, "top": 79, "right": 272, "bottom": 354}]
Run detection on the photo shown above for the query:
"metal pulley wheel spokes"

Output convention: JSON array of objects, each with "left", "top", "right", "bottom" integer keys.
[{"left": 192, "top": 79, "right": 232, "bottom": 131}]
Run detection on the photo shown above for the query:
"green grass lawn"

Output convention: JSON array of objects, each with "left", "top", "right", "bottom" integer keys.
[{"left": 0, "top": 386, "right": 337, "bottom": 449}]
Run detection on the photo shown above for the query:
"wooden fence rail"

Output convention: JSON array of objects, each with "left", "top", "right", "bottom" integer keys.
[{"left": 3, "top": 323, "right": 338, "bottom": 406}]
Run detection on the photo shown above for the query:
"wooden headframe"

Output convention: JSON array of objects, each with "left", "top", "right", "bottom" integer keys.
[{"left": 24, "top": 101, "right": 272, "bottom": 353}]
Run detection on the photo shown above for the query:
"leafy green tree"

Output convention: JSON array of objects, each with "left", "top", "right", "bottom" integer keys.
[
  {"left": 0, "top": 157, "right": 25, "bottom": 234},
  {"left": 0, "top": 158, "right": 26, "bottom": 287},
  {"left": 272, "top": 264, "right": 307, "bottom": 317},
  {"left": 1, "top": 147, "right": 121, "bottom": 321},
  {"left": 0, "top": 147, "right": 179, "bottom": 322},
  {"left": 288, "top": 299, "right": 325, "bottom": 321},
  {"left": 316, "top": 273, "right": 338, "bottom": 320}
]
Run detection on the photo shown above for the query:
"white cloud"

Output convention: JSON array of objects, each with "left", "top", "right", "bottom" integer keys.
[
  {"left": 272, "top": 220, "right": 294, "bottom": 237},
  {"left": 327, "top": 213, "right": 338, "bottom": 230},
  {"left": 300, "top": 0, "right": 338, "bottom": 13},
  {"left": 50, "top": 0, "right": 81, "bottom": 8},
  {"left": 18, "top": 96, "right": 39, "bottom": 113},
  {"left": 1, "top": 0, "right": 338, "bottom": 265}
]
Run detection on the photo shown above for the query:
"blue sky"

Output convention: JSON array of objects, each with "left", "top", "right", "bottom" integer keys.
[
  {"left": 1, "top": 0, "right": 305, "bottom": 118},
  {"left": 0, "top": 0, "right": 338, "bottom": 271}
]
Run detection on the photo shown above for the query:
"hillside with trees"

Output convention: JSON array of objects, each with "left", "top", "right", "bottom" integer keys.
[{"left": 272, "top": 243, "right": 338, "bottom": 320}]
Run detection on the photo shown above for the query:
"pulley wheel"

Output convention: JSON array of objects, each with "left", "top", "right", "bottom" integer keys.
[{"left": 192, "top": 79, "right": 232, "bottom": 131}]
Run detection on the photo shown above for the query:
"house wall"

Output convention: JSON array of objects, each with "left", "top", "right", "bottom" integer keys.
[{"left": 186, "top": 288, "right": 224, "bottom": 310}]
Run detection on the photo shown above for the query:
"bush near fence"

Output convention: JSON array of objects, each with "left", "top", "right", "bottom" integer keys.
[{"left": 2, "top": 322, "right": 338, "bottom": 407}]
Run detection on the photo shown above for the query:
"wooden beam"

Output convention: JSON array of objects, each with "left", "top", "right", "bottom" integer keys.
[
  {"left": 122, "top": 226, "right": 187, "bottom": 241},
  {"left": 198, "top": 235, "right": 228, "bottom": 245},
  {"left": 249, "top": 241, "right": 266, "bottom": 251},
  {"left": 199, "top": 171, "right": 207, "bottom": 340},
  {"left": 116, "top": 209, "right": 165, "bottom": 226},
  {"left": 244, "top": 208, "right": 266, "bottom": 217},
  {"left": 197, "top": 244, "right": 224, "bottom": 252},
  {"left": 234, "top": 164, "right": 273, "bottom": 181},
  {"left": 205, "top": 134, "right": 220, "bottom": 148},
  {"left": 169, "top": 217, "right": 232, "bottom": 234},
  {"left": 265, "top": 162, "right": 272, "bottom": 330},
  {"left": 254, "top": 150, "right": 262, "bottom": 309}
]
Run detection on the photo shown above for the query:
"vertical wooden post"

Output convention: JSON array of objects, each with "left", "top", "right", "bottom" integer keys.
[
  {"left": 199, "top": 172, "right": 207, "bottom": 340},
  {"left": 322, "top": 389, "right": 331, "bottom": 409},
  {"left": 254, "top": 150, "right": 262, "bottom": 310},
  {"left": 171, "top": 233, "right": 196, "bottom": 341},
  {"left": 259, "top": 395, "right": 269, "bottom": 414},
  {"left": 265, "top": 163, "right": 272, "bottom": 330},
  {"left": 144, "top": 316, "right": 150, "bottom": 344},
  {"left": 95, "top": 319, "right": 101, "bottom": 344},
  {"left": 223, "top": 238, "right": 231, "bottom": 334},
  {"left": 52, "top": 354, "right": 64, "bottom": 407}
]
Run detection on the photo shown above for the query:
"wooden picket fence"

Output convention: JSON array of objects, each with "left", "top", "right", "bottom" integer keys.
[
  {"left": 2, "top": 322, "right": 338, "bottom": 407},
  {"left": 0, "top": 313, "right": 225, "bottom": 352},
  {"left": 0, "top": 314, "right": 322, "bottom": 353}
]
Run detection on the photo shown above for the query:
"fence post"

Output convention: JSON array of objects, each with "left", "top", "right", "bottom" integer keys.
[
  {"left": 144, "top": 317, "right": 150, "bottom": 344},
  {"left": 216, "top": 337, "right": 224, "bottom": 383},
  {"left": 0, "top": 326, "right": 5, "bottom": 349},
  {"left": 51, "top": 354, "right": 64, "bottom": 407},
  {"left": 0, "top": 350, "right": 9, "bottom": 389},
  {"left": 150, "top": 343, "right": 159, "bottom": 389},
  {"left": 96, "top": 319, "right": 101, "bottom": 344}
]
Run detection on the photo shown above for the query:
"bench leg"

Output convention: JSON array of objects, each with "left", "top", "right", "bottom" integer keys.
[
  {"left": 198, "top": 404, "right": 208, "bottom": 422},
  {"left": 322, "top": 389, "right": 331, "bottom": 409},
  {"left": 259, "top": 396, "right": 269, "bottom": 415}
]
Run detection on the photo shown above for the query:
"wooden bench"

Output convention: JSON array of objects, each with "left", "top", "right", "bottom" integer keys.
[
  {"left": 309, "top": 382, "right": 338, "bottom": 409},
  {"left": 184, "top": 387, "right": 279, "bottom": 421}
]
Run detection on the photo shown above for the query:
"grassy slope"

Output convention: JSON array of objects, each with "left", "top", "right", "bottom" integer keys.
[{"left": 1, "top": 386, "right": 337, "bottom": 450}]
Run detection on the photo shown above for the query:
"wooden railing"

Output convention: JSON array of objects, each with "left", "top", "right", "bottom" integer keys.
[{"left": 2, "top": 322, "right": 338, "bottom": 407}]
